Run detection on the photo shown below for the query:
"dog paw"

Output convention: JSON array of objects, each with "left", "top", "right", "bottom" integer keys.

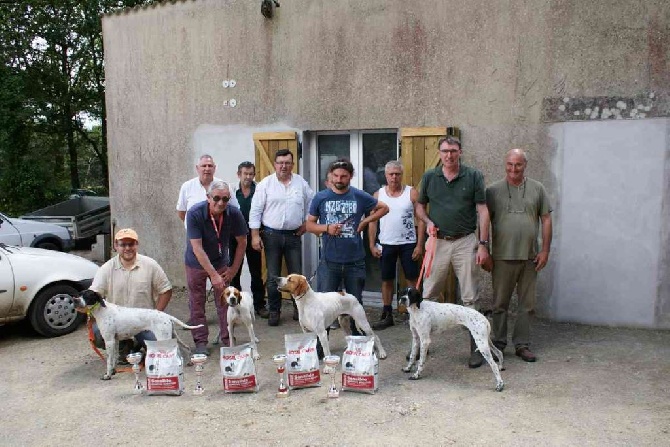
[
  {"left": 496, "top": 382, "right": 505, "bottom": 392},
  {"left": 408, "top": 373, "right": 421, "bottom": 380},
  {"left": 402, "top": 366, "right": 412, "bottom": 373},
  {"left": 378, "top": 351, "right": 387, "bottom": 360},
  {"left": 253, "top": 353, "right": 261, "bottom": 361},
  {"left": 101, "top": 374, "right": 112, "bottom": 381}
]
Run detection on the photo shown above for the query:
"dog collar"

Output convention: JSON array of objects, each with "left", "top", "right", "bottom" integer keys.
[{"left": 87, "top": 302, "right": 100, "bottom": 316}]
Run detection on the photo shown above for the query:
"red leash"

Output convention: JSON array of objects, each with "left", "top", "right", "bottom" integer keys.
[{"left": 416, "top": 235, "right": 437, "bottom": 289}]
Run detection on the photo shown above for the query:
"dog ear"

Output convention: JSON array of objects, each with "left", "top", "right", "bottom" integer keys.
[
  {"left": 293, "top": 276, "right": 308, "bottom": 297},
  {"left": 93, "top": 291, "right": 107, "bottom": 307}
]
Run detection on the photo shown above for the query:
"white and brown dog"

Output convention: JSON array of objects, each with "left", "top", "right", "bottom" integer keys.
[
  {"left": 74, "top": 289, "right": 203, "bottom": 380},
  {"left": 276, "top": 273, "right": 387, "bottom": 360},
  {"left": 221, "top": 286, "right": 260, "bottom": 360},
  {"left": 398, "top": 287, "right": 505, "bottom": 391}
]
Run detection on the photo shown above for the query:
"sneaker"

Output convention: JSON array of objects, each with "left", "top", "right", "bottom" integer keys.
[
  {"left": 256, "top": 308, "right": 270, "bottom": 319},
  {"left": 268, "top": 311, "right": 280, "bottom": 326},
  {"left": 372, "top": 312, "right": 394, "bottom": 331},
  {"left": 515, "top": 346, "right": 537, "bottom": 362},
  {"left": 194, "top": 344, "right": 210, "bottom": 356}
]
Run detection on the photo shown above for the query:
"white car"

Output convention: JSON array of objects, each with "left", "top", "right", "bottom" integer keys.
[
  {"left": 0, "top": 211, "right": 74, "bottom": 251},
  {"left": 0, "top": 243, "right": 98, "bottom": 337}
]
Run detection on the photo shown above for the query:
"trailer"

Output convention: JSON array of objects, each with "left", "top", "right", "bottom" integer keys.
[{"left": 20, "top": 196, "right": 111, "bottom": 240}]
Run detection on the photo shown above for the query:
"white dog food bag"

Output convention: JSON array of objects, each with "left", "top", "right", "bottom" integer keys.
[
  {"left": 341, "top": 335, "right": 379, "bottom": 394},
  {"left": 285, "top": 333, "right": 321, "bottom": 389},
  {"left": 220, "top": 343, "right": 258, "bottom": 393},
  {"left": 145, "top": 339, "right": 184, "bottom": 396}
]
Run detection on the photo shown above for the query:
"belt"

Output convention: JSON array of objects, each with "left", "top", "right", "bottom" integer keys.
[
  {"left": 263, "top": 226, "right": 299, "bottom": 235},
  {"left": 436, "top": 232, "right": 470, "bottom": 241}
]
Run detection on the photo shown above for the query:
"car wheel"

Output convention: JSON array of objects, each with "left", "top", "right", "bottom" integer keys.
[
  {"left": 35, "top": 241, "right": 60, "bottom": 251},
  {"left": 29, "top": 284, "right": 85, "bottom": 337}
]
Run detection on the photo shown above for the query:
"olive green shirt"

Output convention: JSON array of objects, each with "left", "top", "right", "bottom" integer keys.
[
  {"left": 486, "top": 177, "right": 552, "bottom": 260},
  {"left": 418, "top": 164, "right": 486, "bottom": 236}
]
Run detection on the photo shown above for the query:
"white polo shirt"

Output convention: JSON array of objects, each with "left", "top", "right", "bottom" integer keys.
[{"left": 176, "top": 177, "right": 239, "bottom": 227}]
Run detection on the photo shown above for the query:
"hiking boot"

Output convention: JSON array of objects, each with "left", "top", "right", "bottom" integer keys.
[
  {"left": 268, "top": 311, "right": 280, "bottom": 326},
  {"left": 372, "top": 312, "right": 394, "bottom": 330},
  {"left": 256, "top": 307, "right": 270, "bottom": 319},
  {"left": 117, "top": 340, "right": 133, "bottom": 365},
  {"left": 515, "top": 346, "right": 537, "bottom": 362},
  {"left": 468, "top": 334, "right": 484, "bottom": 368}
]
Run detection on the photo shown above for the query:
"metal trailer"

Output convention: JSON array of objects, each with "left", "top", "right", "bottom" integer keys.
[{"left": 20, "top": 196, "right": 111, "bottom": 240}]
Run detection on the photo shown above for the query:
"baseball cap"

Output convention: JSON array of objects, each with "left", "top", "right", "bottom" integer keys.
[{"left": 114, "top": 228, "right": 139, "bottom": 242}]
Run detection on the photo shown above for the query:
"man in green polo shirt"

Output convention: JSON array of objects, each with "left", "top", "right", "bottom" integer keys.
[
  {"left": 486, "top": 148, "right": 552, "bottom": 363},
  {"left": 230, "top": 161, "right": 268, "bottom": 318},
  {"left": 415, "top": 136, "right": 491, "bottom": 368}
]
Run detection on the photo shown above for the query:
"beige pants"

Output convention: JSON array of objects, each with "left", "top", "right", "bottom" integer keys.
[{"left": 422, "top": 233, "right": 478, "bottom": 308}]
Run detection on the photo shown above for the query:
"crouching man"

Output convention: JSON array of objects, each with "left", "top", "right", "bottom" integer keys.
[{"left": 90, "top": 228, "right": 173, "bottom": 363}]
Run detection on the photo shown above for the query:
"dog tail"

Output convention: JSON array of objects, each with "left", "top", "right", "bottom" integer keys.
[{"left": 168, "top": 315, "right": 204, "bottom": 330}]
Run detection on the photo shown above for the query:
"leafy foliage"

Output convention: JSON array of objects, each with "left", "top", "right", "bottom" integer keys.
[{"left": 0, "top": 0, "right": 154, "bottom": 216}]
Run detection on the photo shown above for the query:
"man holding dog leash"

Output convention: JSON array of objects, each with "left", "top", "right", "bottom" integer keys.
[
  {"left": 90, "top": 228, "right": 173, "bottom": 363},
  {"left": 415, "top": 136, "right": 492, "bottom": 368}
]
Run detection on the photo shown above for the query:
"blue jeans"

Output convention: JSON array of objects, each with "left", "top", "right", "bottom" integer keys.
[
  {"left": 263, "top": 230, "right": 302, "bottom": 312},
  {"left": 321, "top": 260, "right": 366, "bottom": 336}
]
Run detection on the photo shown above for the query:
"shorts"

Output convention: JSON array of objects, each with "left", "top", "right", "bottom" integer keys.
[{"left": 380, "top": 243, "right": 419, "bottom": 281}]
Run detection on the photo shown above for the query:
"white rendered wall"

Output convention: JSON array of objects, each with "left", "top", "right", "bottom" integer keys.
[{"left": 552, "top": 119, "right": 669, "bottom": 327}]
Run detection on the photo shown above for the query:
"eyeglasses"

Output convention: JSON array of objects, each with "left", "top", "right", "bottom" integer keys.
[
  {"left": 275, "top": 161, "right": 293, "bottom": 166},
  {"left": 116, "top": 241, "right": 137, "bottom": 248},
  {"left": 506, "top": 181, "right": 526, "bottom": 214},
  {"left": 210, "top": 195, "right": 231, "bottom": 203},
  {"left": 439, "top": 149, "right": 460, "bottom": 154}
]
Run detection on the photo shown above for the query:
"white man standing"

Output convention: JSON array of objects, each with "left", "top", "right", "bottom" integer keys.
[
  {"left": 177, "top": 154, "right": 239, "bottom": 225},
  {"left": 185, "top": 181, "right": 248, "bottom": 355},
  {"left": 486, "top": 149, "right": 552, "bottom": 362},
  {"left": 249, "top": 149, "right": 314, "bottom": 326},
  {"left": 368, "top": 160, "right": 425, "bottom": 330},
  {"left": 90, "top": 228, "right": 173, "bottom": 362},
  {"left": 415, "top": 136, "right": 491, "bottom": 368},
  {"left": 230, "top": 161, "right": 268, "bottom": 318}
]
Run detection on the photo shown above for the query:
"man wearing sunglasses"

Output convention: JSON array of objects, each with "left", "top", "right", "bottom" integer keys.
[
  {"left": 249, "top": 149, "right": 314, "bottom": 326},
  {"left": 185, "top": 181, "right": 248, "bottom": 355},
  {"left": 89, "top": 228, "right": 173, "bottom": 363},
  {"left": 485, "top": 148, "right": 552, "bottom": 363}
]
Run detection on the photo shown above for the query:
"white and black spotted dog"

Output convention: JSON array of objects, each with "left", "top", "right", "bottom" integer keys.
[
  {"left": 74, "top": 289, "right": 203, "bottom": 380},
  {"left": 398, "top": 287, "right": 505, "bottom": 391}
]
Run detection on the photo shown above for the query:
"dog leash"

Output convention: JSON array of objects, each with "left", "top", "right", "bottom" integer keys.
[
  {"left": 416, "top": 235, "right": 437, "bottom": 289},
  {"left": 85, "top": 307, "right": 136, "bottom": 373}
]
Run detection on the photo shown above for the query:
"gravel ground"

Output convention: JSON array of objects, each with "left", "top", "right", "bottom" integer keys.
[{"left": 1, "top": 286, "right": 669, "bottom": 446}]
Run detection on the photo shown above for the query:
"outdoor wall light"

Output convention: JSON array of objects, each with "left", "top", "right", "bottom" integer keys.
[{"left": 261, "top": 0, "right": 280, "bottom": 19}]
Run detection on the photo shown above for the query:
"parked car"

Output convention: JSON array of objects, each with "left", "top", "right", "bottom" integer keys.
[
  {"left": 0, "top": 211, "right": 74, "bottom": 251},
  {"left": 0, "top": 243, "right": 98, "bottom": 337}
]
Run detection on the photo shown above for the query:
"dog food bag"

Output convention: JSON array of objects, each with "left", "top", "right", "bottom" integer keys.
[
  {"left": 145, "top": 339, "right": 184, "bottom": 396},
  {"left": 285, "top": 333, "right": 321, "bottom": 389},
  {"left": 220, "top": 343, "right": 259, "bottom": 393},
  {"left": 341, "top": 335, "right": 379, "bottom": 394}
]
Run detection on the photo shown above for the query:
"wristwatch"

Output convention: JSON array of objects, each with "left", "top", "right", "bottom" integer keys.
[{"left": 478, "top": 240, "right": 489, "bottom": 246}]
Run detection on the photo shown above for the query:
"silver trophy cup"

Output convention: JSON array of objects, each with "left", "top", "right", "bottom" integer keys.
[
  {"left": 323, "top": 355, "right": 340, "bottom": 398},
  {"left": 272, "top": 354, "right": 289, "bottom": 397},
  {"left": 190, "top": 353, "right": 208, "bottom": 395},
  {"left": 126, "top": 352, "right": 144, "bottom": 394}
]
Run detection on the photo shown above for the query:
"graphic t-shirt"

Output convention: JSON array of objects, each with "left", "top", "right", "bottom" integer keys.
[{"left": 309, "top": 187, "right": 377, "bottom": 263}]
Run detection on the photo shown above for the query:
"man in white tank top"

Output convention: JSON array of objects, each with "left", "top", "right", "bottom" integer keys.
[{"left": 368, "top": 161, "right": 426, "bottom": 329}]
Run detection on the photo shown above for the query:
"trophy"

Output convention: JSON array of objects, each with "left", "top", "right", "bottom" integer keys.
[
  {"left": 323, "top": 355, "right": 340, "bottom": 398},
  {"left": 190, "top": 353, "right": 208, "bottom": 395},
  {"left": 126, "top": 352, "right": 144, "bottom": 394},
  {"left": 272, "top": 354, "right": 289, "bottom": 397}
]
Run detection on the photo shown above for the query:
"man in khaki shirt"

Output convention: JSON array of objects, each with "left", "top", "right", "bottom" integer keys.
[{"left": 90, "top": 228, "right": 173, "bottom": 361}]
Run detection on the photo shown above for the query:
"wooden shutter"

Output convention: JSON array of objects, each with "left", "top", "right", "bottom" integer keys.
[
  {"left": 253, "top": 132, "right": 300, "bottom": 181},
  {"left": 399, "top": 126, "right": 461, "bottom": 303},
  {"left": 251, "top": 131, "right": 300, "bottom": 301}
]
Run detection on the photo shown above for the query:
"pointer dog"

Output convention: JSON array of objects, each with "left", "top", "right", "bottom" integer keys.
[
  {"left": 398, "top": 287, "right": 504, "bottom": 391},
  {"left": 74, "top": 289, "right": 203, "bottom": 380},
  {"left": 277, "top": 274, "right": 387, "bottom": 360},
  {"left": 221, "top": 286, "right": 260, "bottom": 360}
]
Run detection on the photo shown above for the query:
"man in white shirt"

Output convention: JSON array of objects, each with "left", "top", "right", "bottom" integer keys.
[
  {"left": 249, "top": 149, "right": 314, "bottom": 326},
  {"left": 176, "top": 154, "right": 240, "bottom": 224}
]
